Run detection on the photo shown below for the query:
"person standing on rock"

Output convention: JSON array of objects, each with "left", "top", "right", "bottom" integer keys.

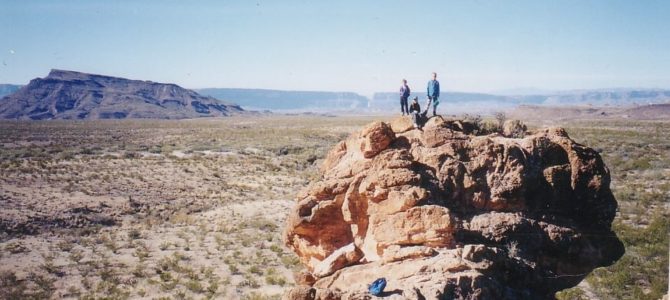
[
  {"left": 409, "top": 96, "right": 422, "bottom": 129},
  {"left": 425, "top": 72, "right": 440, "bottom": 116},
  {"left": 399, "top": 79, "right": 411, "bottom": 115}
]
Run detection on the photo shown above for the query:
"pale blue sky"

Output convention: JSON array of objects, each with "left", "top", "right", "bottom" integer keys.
[{"left": 1, "top": 0, "right": 669, "bottom": 95}]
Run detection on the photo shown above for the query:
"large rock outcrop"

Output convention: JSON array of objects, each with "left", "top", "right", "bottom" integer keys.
[{"left": 283, "top": 116, "right": 624, "bottom": 299}]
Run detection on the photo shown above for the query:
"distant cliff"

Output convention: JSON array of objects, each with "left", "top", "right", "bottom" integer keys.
[
  {"left": 542, "top": 89, "right": 670, "bottom": 105},
  {"left": 0, "top": 70, "right": 243, "bottom": 120},
  {"left": 197, "top": 88, "right": 368, "bottom": 111},
  {"left": 371, "top": 89, "right": 670, "bottom": 112}
]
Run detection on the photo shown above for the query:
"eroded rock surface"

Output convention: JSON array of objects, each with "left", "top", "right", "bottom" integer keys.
[{"left": 283, "top": 116, "right": 623, "bottom": 299}]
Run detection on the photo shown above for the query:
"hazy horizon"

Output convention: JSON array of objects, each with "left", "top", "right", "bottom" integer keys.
[
  {"left": 4, "top": 69, "right": 670, "bottom": 99},
  {"left": 2, "top": 1, "right": 669, "bottom": 95}
]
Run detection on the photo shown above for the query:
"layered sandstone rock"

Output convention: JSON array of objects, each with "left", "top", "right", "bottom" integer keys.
[{"left": 283, "top": 116, "right": 623, "bottom": 299}]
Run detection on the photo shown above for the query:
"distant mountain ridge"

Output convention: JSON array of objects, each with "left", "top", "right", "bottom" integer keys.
[
  {"left": 0, "top": 84, "right": 21, "bottom": 98},
  {"left": 3, "top": 71, "right": 669, "bottom": 117},
  {"left": 371, "top": 89, "right": 670, "bottom": 110},
  {"left": 372, "top": 89, "right": 670, "bottom": 105},
  {"left": 197, "top": 88, "right": 368, "bottom": 111},
  {"left": 199, "top": 88, "right": 670, "bottom": 113},
  {"left": 0, "top": 70, "right": 243, "bottom": 120},
  {"left": 541, "top": 89, "right": 670, "bottom": 105}
]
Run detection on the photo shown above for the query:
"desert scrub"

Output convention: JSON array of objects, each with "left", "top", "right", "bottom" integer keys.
[
  {"left": 227, "top": 263, "right": 240, "bottom": 275},
  {"left": 159, "top": 271, "right": 177, "bottom": 291},
  {"left": 185, "top": 279, "right": 204, "bottom": 293},
  {"left": 555, "top": 287, "right": 587, "bottom": 300},
  {"left": 157, "top": 252, "right": 190, "bottom": 274},
  {"left": 12, "top": 117, "right": 666, "bottom": 298},
  {"left": 264, "top": 268, "right": 287, "bottom": 286},
  {"left": 132, "top": 263, "right": 147, "bottom": 278},
  {"left": 242, "top": 291, "right": 281, "bottom": 300},
  {"left": 206, "top": 276, "right": 220, "bottom": 295},
  {"left": 39, "top": 253, "right": 62, "bottom": 276},
  {"left": 100, "top": 233, "right": 120, "bottom": 253},
  {"left": 68, "top": 249, "right": 84, "bottom": 263},
  {"left": 65, "top": 285, "right": 81, "bottom": 298},
  {"left": 621, "top": 156, "right": 652, "bottom": 171},
  {"left": 127, "top": 228, "right": 142, "bottom": 240},
  {"left": 587, "top": 213, "right": 669, "bottom": 299},
  {"left": 269, "top": 243, "right": 284, "bottom": 254},
  {"left": 27, "top": 272, "right": 56, "bottom": 299},
  {"left": 280, "top": 253, "right": 301, "bottom": 269},
  {"left": 133, "top": 241, "right": 150, "bottom": 261},
  {"left": 248, "top": 265, "right": 263, "bottom": 275},
  {"left": 0, "top": 271, "right": 28, "bottom": 299},
  {"left": 136, "top": 288, "right": 146, "bottom": 297},
  {"left": 4, "top": 241, "right": 29, "bottom": 254},
  {"left": 238, "top": 274, "right": 261, "bottom": 288},
  {"left": 159, "top": 241, "right": 172, "bottom": 251}
]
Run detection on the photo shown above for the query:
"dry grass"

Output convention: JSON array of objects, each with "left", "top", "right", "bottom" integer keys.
[
  {"left": 552, "top": 120, "right": 670, "bottom": 300},
  {"left": 0, "top": 115, "right": 375, "bottom": 299},
  {"left": 0, "top": 115, "right": 667, "bottom": 299}
]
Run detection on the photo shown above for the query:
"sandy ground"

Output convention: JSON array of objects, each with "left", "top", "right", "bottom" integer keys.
[
  {"left": 0, "top": 114, "right": 667, "bottom": 299},
  {"left": 0, "top": 116, "right": 377, "bottom": 299}
]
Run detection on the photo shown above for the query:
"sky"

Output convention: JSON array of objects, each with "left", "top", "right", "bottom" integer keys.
[{"left": 1, "top": 0, "right": 669, "bottom": 95}]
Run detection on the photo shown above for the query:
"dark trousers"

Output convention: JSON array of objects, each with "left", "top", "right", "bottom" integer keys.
[
  {"left": 400, "top": 96, "right": 409, "bottom": 114},
  {"left": 412, "top": 111, "right": 421, "bottom": 128},
  {"left": 426, "top": 96, "right": 439, "bottom": 116}
]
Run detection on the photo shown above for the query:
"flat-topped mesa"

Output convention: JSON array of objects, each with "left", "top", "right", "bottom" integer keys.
[
  {"left": 46, "top": 69, "right": 180, "bottom": 88},
  {"left": 283, "top": 116, "right": 624, "bottom": 299},
  {"left": 47, "top": 69, "right": 114, "bottom": 81},
  {"left": 0, "top": 69, "right": 243, "bottom": 120}
]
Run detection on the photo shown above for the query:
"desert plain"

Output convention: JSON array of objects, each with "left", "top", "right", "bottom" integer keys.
[{"left": 0, "top": 114, "right": 668, "bottom": 300}]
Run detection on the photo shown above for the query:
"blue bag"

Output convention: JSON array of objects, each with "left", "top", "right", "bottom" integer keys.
[{"left": 368, "top": 277, "right": 387, "bottom": 296}]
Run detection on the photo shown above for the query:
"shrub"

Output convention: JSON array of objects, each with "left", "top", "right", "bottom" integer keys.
[
  {"left": 479, "top": 120, "right": 500, "bottom": 134},
  {"left": 185, "top": 280, "right": 204, "bottom": 293},
  {"left": 494, "top": 112, "right": 506, "bottom": 130},
  {"left": 56, "top": 240, "right": 75, "bottom": 252},
  {"left": 127, "top": 228, "right": 142, "bottom": 240},
  {"left": 249, "top": 265, "right": 263, "bottom": 275},
  {"left": 555, "top": 287, "right": 587, "bottom": 300},
  {"left": 0, "top": 271, "right": 28, "bottom": 299},
  {"left": 5, "top": 241, "right": 29, "bottom": 254}
]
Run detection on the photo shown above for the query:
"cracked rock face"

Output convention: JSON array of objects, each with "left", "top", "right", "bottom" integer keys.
[{"left": 283, "top": 117, "right": 623, "bottom": 299}]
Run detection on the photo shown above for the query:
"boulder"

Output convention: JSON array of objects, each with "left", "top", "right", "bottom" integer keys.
[
  {"left": 283, "top": 117, "right": 623, "bottom": 299},
  {"left": 359, "top": 121, "right": 395, "bottom": 158},
  {"left": 389, "top": 116, "right": 415, "bottom": 133}
]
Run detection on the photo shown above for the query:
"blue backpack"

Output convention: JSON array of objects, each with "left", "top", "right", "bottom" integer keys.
[{"left": 368, "top": 277, "right": 387, "bottom": 296}]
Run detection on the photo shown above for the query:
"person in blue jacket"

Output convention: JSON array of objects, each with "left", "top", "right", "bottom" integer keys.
[
  {"left": 425, "top": 72, "right": 440, "bottom": 116},
  {"left": 399, "top": 79, "right": 410, "bottom": 115}
]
